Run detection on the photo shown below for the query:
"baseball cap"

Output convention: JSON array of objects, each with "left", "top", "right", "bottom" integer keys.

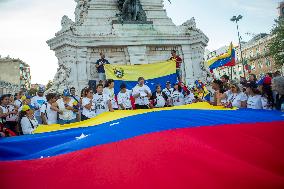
[
  {"left": 63, "top": 89, "right": 71, "bottom": 97},
  {"left": 21, "top": 105, "right": 31, "bottom": 112},
  {"left": 38, "top": 88, "right": 45, "bottom": 93}
]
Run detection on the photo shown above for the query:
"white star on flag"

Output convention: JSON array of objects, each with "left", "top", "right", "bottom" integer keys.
[
  {"left": 110, "top": 122, "right": 120, "bottom": 126},
  {"left": 76, "top": 133, "right": 89, "bottom": 140}
]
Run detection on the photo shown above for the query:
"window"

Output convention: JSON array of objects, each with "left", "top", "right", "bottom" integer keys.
[
  {"left": 258, "top": 60, "right": 263, "bottom": 69},
  {"left": 266, "top": 58, "right": 271, "bottom": 67},
  {"left": 251, "top": 63, "right": 256, "bottom": 71},
  {"left": 250, "top": 50, "right": 253, "bottom": 58},
  {"left": 256, "top": 48, "right": 259, "bottom": 57}
]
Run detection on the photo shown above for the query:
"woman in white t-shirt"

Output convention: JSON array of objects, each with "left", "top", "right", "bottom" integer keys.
[
  {"left": 245, "top": 83, "right": 263, "bottom": 109},
  {"left": 222, "top": 82, "right": 247, "bottom": 108},
  {"left": 55, "top": 89, "right": 77, "bottom": 125},
  {"left": 19, "top": 105, "right": 38, "bottom": 135},
  {"left": 151, "top": 85, "right": 168, "bottom": 108},
  {"left": 257, "top": 85, "right": 272, "bottom": 110},
  {"left": 81, "top": 88, "right": 96, "bottom": 120},
  {"left": 117, "top": 83, "right": 132, "bottom": 110},
  {"left": 132, "top": 77, "right": 152, "bottom": 109},
  {"left": 103, "top": 79, "right": 119, "bottom": 110},
  {"left": 171, "top": 83, "right": 185, "bottom": 106},
  {"left": 93, "top": 84, "right": 114, "bottom": 115},
  {"left": 41, "top": 93, "right": 61, "bottom": 125}
]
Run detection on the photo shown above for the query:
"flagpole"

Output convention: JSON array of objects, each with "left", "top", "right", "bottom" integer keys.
[{"left": 231, "top": 15, "right": 246, "bottom": 78}]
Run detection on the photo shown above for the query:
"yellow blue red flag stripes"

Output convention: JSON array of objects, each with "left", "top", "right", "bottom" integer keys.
[
  {"left": 105, "top": 60, "right": 177, "bottom": 94},
  {"left": 206, "top": 43, "right": 236, "bottom": 71},
  {"left": 0, "top": 106, "right": 284, "bottom": 189}
]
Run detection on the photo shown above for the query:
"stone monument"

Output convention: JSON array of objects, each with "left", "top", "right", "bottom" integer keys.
[{"left": 47, "top": 0, "right": 209, "bottom": 93}]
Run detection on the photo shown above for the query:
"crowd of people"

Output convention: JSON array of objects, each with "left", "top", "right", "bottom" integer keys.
[
  {"left": 1, "top": 49, "right": 284, "bottom": 137},
  {"left": 1, "top": 70, "right": 284, "bottom": 137}
]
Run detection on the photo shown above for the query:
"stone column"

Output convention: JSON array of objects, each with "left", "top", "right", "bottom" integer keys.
[
  {"left": 127, "top": 46, "right": 149, "bottom": 65},
  {"left": 190, "top": 43, "right": 207, "bottom": 84},
  {"left": 181, "top": 45, "right": 194, "bottom": 85},
  {"left": 76, "top": 47, "right": 89, "bottom": 92}
]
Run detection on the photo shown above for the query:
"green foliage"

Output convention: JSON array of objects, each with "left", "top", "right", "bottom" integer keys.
[
  {"left": 45, "top": 80, "right": 53, "bottom": 91},
  {"left": 28, "top": 88, "right": 38, "bottom": 96},
  {"left": 269, "top": 17, "right": 284, "bottom": 68}
]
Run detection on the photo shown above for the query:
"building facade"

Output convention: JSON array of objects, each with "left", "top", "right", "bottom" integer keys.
[
  {"left": 206, "top": 33, "right": 280, "bottom": 81},
  {"left": 0, "top": 56, "right": 31, "bottom": 95}
]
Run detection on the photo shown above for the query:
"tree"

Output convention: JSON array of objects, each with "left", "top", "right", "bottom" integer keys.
[
  {"left": 28, "top": 88, "right": 38, "bottom": 96},
  {"left": 46, "top": 80, "right": 53, "bottom": 91},
  {"left": 269, "top": 17, "right": 284, "bottom": 68}
]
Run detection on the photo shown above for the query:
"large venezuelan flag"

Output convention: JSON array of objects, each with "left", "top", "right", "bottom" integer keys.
[
  {"left": 207, "top": 43, "right": 236, "bottom": 71},
  {"left": 105, "top": 60, "right": 177, "bottom": 94},
  {"left": 1, "top": 103, "right": 284, "bottom": 189}
]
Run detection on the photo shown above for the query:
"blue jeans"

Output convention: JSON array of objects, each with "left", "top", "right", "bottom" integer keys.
[{"left": 58, "top": 119, "right": 77, "bottom": 125}]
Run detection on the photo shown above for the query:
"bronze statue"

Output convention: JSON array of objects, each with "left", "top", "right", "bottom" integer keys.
[{"left": 117, "top": 0, "right": 147, "bottom": 22}]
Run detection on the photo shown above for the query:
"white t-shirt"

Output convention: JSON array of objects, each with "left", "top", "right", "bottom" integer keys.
[
  {"left": 31, "top": 96, "right": 47, "bottom": 117},
  {"left": 117, "top": 90, "right": 132, "bottom": 109},
  {"left": 227, "top": 92, "right": 248, "bottom": 108},
  {"left": 0, "top": 105, "right": 8, "bottom": 123},
  {"left": 162, "top": 88, "right": 174, "bottom": 98},
  {"left": 103, "top": 87, "right": 118, "bottom": 109},
  {"left": 93, "top": 93, "right": 110, "bottom": 115},
  {"left": 6, "top": 105, "right": 18, "bottom": 122},
  {"left": 57, "top": 98, "right": 77, "bottom": 120},
  {"left": 21, "top": 116, "right": 38, "bottom": 134},
  {"left": 40, "top": 102, "right": 58, "bottom": 125},
  {"left": 221, "top": 90, "right": 232, "bottom": 104},
  {"left": 14, "top": 99, "right": 23, "bottom": 108},
  {"left": 261, "top": 96, "right": 270, "bottom": 110},
  {"left": 184, "top": 93, "right": 195, "bottom": 105},
  {"left": 154, "top": 93, "right": 166, "bottom": 108},
  {"left": 247, "top": 95, "right": 263, "bottom": 109},
  {"left": 171, "top": 91, "right": 185, "bottom": 106},
  {"left": 132, "top": 84, "right": 151, "bottom": 105},
  {"left": 82, "top": 97, "right": 96, "bottom": 118}
]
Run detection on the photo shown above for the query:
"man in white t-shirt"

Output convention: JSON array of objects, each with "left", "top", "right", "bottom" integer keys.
[
  {"left": 132, "top": 77, "right": 152, "bottom": 109},
  {"left": 41, "top": 93, "right": 61, "bottom": 125},
  {"left": 93, "top": 84, "right": 114, "bottom": 115},
  {"left": 31, "top": 88, "right": 47, "bottom": 124}
]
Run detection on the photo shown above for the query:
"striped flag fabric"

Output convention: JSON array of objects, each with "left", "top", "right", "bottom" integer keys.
[{"left": 1, "top": 103, "right": 284, "bottom": 189}]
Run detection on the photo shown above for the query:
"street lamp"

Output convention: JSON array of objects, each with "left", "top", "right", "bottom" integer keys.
[{"left": 231, "top": 15, "right": 246, "bottom": 78}]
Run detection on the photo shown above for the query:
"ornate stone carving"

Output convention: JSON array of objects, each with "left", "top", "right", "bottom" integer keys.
[
  {"left": 47, "top": 0, "right": 209, "bottom": 92},
  {"left": 181, "top": 17, "right": 204, "bottom": 35},
  {"left": 46, "top": 63, "right": 71, "bottom": 93},
  {"left": 117, "top": 0, "right": 147, "bottom": 22},
  {"left": 56, "top": 15, "right": 75, "bottom": 36},
  {"left": 74, "top": 0, "right": 90, "bottom": 25}
]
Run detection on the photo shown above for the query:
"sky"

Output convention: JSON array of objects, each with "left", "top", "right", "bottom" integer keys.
[{"left": 0, "top": 0, "right": 281, "bottom": 84}]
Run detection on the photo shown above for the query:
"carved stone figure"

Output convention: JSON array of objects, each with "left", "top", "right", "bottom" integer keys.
[
  {"left": 117, "top": 0, "right": 147, "bottom": 22},
  {"left": 74, "top": 0, "right": 90, "bottom": 25},
  {"left": 45, "top": 63, "right": 71, "bottom": 93},
  {"left": 56, "top": 15, "right": 75, "bottom": 35},
  {"left": 181, "top": 17, "right": 203, "bottom": 35},
  {"left": 182, "top": 17, "right": 197, "bottom": 29}
]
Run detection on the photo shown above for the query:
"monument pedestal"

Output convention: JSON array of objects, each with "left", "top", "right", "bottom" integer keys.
[{"left": 47, "top": 0, "right": 209, "bottom": 93}]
